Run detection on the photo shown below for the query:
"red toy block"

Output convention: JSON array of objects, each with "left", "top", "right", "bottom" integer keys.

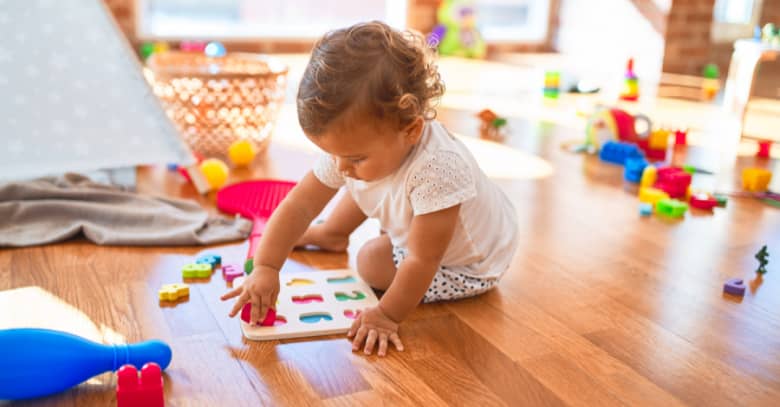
[
  {"left": 757, "top": 140, "right": 771, "bottom": 158},
  {"left": 117, "top": 363, "right": 164, "bottom": 407},
  {"left": 636, "top": 139, "right": 667, "bottom": 161},
  {"left": 690, "top": 193, "right": 718, "bottom": 210},
  {"left": 655, "top": 167, "right": 691, "bottom": 198},
  {"left": 674, "top": 129, "right": 687, "bottom": 145}
]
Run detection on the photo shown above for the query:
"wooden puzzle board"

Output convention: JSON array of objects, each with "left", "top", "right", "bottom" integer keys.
[{"left": 234, "top": 269, "right": 379, "bottom": 341}]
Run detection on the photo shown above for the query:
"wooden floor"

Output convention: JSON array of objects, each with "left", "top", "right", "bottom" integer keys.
[{"left": 3, "top": 102, "right": 780, "bottom": 404}]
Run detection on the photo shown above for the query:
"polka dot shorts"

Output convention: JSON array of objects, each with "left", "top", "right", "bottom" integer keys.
[{"left": 392, "top": 246, "right": 499, "bottom": 303}]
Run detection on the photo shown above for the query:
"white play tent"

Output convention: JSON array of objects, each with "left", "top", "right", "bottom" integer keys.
[{"left": 0, "top": 0, "right": 193, "bottom": 183}]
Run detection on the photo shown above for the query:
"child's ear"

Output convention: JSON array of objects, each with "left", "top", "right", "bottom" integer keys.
[{"left": 403, "top": 117, "right": 424, "bottom": 144}]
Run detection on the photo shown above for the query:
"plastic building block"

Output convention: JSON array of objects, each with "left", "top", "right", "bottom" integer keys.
[
  {"left": 755, "top": 245, "right": 769, "bottom": 275},
  {"left": 624, "top": 157, "right": 648, "bottom": 183},
  {"left": 674, "top": 129, "right": 687, "bottom": 145},
  {"left": 639, "top": 187, "right": 669, "bottom": 205},
  {"left": 599, "top": 140, "right": 644, "bottom": 165},
  {"left": 222, "top": 264, "right": 243, "bottom": 283},
  {"left": 655, "top": 198, "right": 688, "bottom": 217},
  {"left": 639, "top": 203, "right": 653, "bottom": 217},
  {"left": 640, "top": 164, "right": 657, "bottom": 187},
  {"left": 714, "top": 194, "right": 728, "bottom": 207},
  {"left": 158, "top": 283, "right": 189, "bottom": 301},
  {"left": 240, "top": 303, "right": 276, "bottom": 326},
  {"left": 690, "top": 193, "right": 718, "bottom": 210},
  {"left": 723, "top": 278, "right": 746, "bottom": 296},
  {"left": 742, "top": 168, "right": 772, "bottom": 192},
  {"left": 648, "top": 129, "right": 669, "bottom": 150},
  {"left": 655, "top": 167, "right": 692, "bottom": 199},
  {"left": 756, "top": 140, "right": 771, "bottom": 158},
  {"left": 116, "top": 363, "right": 164, "bottom": 407},
  {"left": 181, "top": 263, "right": 211, "bottom": 278},
  {"left": 195, "top": 254, "right": 221, "bottom": 269}
]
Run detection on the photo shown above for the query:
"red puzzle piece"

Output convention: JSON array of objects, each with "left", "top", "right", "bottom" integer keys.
[{"left": 117, "top": 363, "right": 164, "bottom": 407}]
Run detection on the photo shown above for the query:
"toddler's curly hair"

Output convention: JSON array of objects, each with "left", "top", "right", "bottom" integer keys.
[{"left": 297, "top": 21, "right": 445, "bottom": 135}]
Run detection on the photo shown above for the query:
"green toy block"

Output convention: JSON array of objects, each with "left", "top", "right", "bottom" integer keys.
[
  {"left": 714, "top": 194, "right": 728, "bottom": 207},
  {"left": 182, "top": 263, "right": 212, "bottom": 278},
  {"left": 655, "top": 199, "right": 688, "bottom": 217}
]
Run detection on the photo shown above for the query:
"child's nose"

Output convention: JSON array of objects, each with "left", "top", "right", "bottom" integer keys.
[{"left": 336, "top": 158, "right": 351, "bottom": 173}]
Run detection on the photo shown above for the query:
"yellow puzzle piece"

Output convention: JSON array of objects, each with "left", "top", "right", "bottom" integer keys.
[{"left": 159, "top": 283, "right": 189, "bottom": 301}]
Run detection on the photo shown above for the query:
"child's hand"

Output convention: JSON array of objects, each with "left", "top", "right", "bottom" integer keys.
[
  {"left": 347, "top": 306, "right": 404, "bottom": 357},
  {"left": 220, "top": 265, "right": 280, "bottom": 325}
]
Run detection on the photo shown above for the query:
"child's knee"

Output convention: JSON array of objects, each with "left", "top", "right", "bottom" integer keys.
[{"left": 356, "top": 236, "right": 394, "bottom": 290}]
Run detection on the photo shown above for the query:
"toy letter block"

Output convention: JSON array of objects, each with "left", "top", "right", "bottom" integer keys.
[
  {"left": 639, "top": 187, "right": 669, "bottom": 205},
  {"left": 158, "top": 283, "right": 189, "bottom": 301},
  {"left": 599, "top": 140, "right": 644, "bottom": 165},
  {"left": 222, "top": 264, "right": 243, "bottom": 283},
  {"left": 117, "top": 363, "right": 164, "bottom": 407},
  {"left": 742, "top": 168, "right": 772, "bottom": 192},
  {"left": 196, "top": 254, "right": 221, "bottom": 269},
  {"left": 182, "top": 263, "right": 211, "bottom": 278},
  {"left": 655, "top": 199, "right": 688, "bottom": 218},
  {"left": 723, "top": 278, "right": 746, "bottom": 296}
]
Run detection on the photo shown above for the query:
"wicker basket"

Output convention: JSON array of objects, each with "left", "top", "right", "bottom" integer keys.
[{"left": 145, "top": 51, "right": 288, "bottom": 159}]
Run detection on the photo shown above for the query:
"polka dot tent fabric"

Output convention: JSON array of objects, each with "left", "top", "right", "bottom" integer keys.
[
  {"left": 0, "top": 0, "right": 192, "bottom": 183},
  {"left": 391, "top": 246, "right": 499, "bottom": 303}
]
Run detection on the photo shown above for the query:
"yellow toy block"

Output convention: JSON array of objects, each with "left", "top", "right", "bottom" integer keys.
[
  {"left": 639, "top": 187, "right": 669, "bottom": 205},
  {"left": 159, "top": 283, "right": 189, "bottom": 301},
  {"left": 648, "top": 129, "right": 669, "bottom": 150},
  {"left": 640, "top": 165, "right": 657, "bottom": 188},
  {"left": 742, "top": 168, "right": 772, "bottom": 192}
]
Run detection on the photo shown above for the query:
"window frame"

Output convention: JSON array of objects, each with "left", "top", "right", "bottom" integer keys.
[{"left": 711, "top": 0, "right": 764, "bottom": 43}]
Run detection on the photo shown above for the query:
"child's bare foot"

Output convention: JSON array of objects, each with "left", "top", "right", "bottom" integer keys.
[{"left": 296, "top": 224, "right": 350, "bottom": 252}]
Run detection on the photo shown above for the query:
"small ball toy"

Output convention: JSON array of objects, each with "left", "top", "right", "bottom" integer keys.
[
  {"left": 199, "top": 158, "right": 229, "bottom": 189},
  {"left": 228, "top": 139, "right": 257, "bottom": 167}
]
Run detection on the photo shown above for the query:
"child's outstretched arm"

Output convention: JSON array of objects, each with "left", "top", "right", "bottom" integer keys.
[
  {"left": 348, "top": 204, "right": 460, "bottom": 356},
  {"left": 221, "top": 171, "right": 338, "bottom": 324}
]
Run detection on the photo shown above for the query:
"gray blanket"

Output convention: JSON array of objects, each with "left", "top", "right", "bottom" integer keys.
[{"left": 0, "top": 173, "right": 252, "bottom": 247}]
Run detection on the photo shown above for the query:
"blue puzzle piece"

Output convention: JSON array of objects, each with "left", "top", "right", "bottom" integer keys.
[{"left": 196, "top": 254, "right": 221, "bottom": 269}]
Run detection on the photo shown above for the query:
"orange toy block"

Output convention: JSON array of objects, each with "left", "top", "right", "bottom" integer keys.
[{"left": 741, "top": 168, "right": 772, "bottom": 192}]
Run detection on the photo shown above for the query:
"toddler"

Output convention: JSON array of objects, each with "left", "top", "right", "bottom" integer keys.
[{"left": 222, "top": 21, "right": 518, "bottom": 356}]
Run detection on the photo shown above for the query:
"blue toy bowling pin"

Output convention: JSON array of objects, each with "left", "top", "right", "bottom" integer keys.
[{"left": 0, "top": 328, "right": 172, "bottom": 400}]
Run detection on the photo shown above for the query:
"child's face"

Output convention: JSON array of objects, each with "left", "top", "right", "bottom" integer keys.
[{"left": 307, "top": 115, "right": 423, "bottom": 182}]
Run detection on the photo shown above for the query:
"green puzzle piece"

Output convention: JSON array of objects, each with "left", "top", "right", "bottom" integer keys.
[
  {"left": 182, "top": 263, "right": 212, "bottom": 278},
  {"left": 335, "top": 291, "right": 366, "bottom": 301}
]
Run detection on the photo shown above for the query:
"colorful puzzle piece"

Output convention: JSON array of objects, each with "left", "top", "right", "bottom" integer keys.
[
  {"left": 234, "top": 269, "right": 379, "bottom": 341},
  {"left": 240, "top": 303, "right": 277, "bottom": 326},
  {"left": 723, "top": 278, "right": 746, "bottom": 296},
  {"left": 116, "top": 363, "right": 164, "bottom": 407},
  {"left": 196, "top": 254, "right": 221, "bottom": 269},
  {"left": 221, "top": 264, "right": 243, "bottom": 283},
  {"left": 182, "top": 263, "right": 212, "bottom": 278},
  {"left": 158, "top": 283, "right": 189, "bottom": 301}
]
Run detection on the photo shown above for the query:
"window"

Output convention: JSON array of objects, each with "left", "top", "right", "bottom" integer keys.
[
  {"left": 711, "top": 0, "right": 763, "bottom": 42},
  {"left": 135, "top": 0, "right": 407, "bottom": 41},
  {"left": 474, "top": 0, "right": 550, "bottom": 43}
]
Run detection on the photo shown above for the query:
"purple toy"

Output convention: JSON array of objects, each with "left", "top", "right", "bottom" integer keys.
[
  {"left": 222, "top": 264, "right": 243, "bottom": 283},
  {"left": 723, "top": 278, "right": 746, "bottom": 296}
]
